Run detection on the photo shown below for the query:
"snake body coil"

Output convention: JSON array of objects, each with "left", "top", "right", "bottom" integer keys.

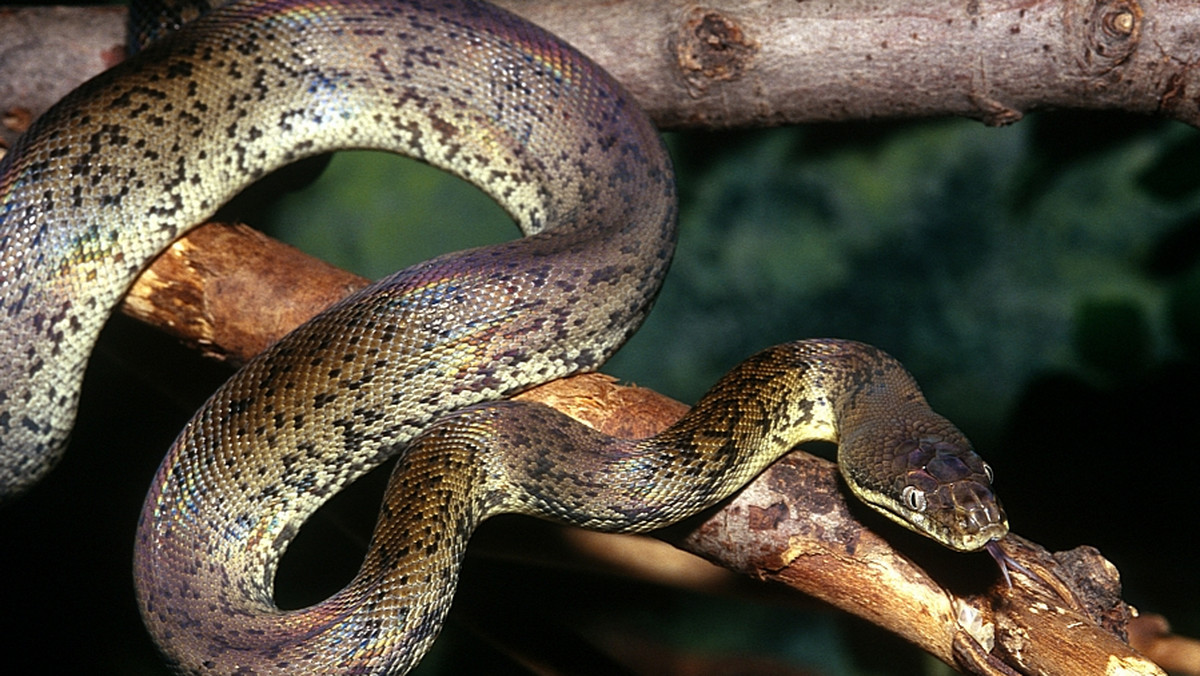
[
  {"left": 0, "top": 0, "right": 1008, "bottom": 674},
  {"left": 0, "top": 0, "right": 673, "bottom": 497},
  {"left": 139, "top": 338, "right": 1003, "bottom": 674}
]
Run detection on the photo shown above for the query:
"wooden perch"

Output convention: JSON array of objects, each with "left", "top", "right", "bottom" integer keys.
[
  {"left": 5, "top": 0, "right": 1200, "bottom": 148},
  {"left": 5, "top": 0, "right": 1199, "bottom": 674}
]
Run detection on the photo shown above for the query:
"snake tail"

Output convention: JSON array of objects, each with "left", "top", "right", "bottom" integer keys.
[{"left": 0, "top": 0, "right": 675, "bottom": 500}]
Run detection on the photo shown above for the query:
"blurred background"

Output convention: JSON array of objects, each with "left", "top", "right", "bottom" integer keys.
[{"left": 2, "top": 111, "right": 1198, "bottom": 674}]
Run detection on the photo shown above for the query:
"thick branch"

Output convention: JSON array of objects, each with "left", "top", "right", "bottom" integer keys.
[
  {"left": 4, "top": 0, "right": 1200, "bottom": 149},
  {"left": 498, "top": 0, "right": 1197, "bottom": 128}
]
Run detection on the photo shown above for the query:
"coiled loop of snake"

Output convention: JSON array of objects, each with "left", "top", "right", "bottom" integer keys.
[
  {"left": 138, "top": 338, "right": 1005, "bottom": 675},
  {"left": 0, "top": 0, "right": 1009, "bottom": 674},
  {"left": 0, "top": 0, "right": 673, "bottom": 498}
]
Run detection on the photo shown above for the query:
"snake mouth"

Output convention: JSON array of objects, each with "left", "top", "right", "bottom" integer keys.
[
  {"left": 934, "top": 483, "right": 1008, "bottom": 553},
  {"left": 957, "top": 485, "right": 1009, "bottom": 547},
  {"left": 843, "top": 480, "right": 1004, "bottom": 553},
  {"left": 952, "top": 522, "right": 1009, "bottom": 553}
]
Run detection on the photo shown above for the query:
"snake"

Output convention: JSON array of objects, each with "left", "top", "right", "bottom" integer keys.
[{"left": 0, "top": 0, "right": 1010, "bottom": 673}]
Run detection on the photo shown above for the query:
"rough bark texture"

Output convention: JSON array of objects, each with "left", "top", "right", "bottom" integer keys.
[
  {"left": 121, "top": 223, "right": 369, "bottom": 362},
  {"left": 498, "top": 0, "right": 1194, "bottom": 129},
  {"left": 5, "top": 0, "right": 1200, "bottom": 148},
  {"left": 4, "top": 1, "right": 1198, "bottom": 674},
  {"left": 0, "top": 5, "right": 126, "bottom": 149}
]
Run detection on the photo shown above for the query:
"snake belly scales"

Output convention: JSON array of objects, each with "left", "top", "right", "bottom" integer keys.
[{"left": 0, "top": 0, "right": 1010, "bottom": 673}]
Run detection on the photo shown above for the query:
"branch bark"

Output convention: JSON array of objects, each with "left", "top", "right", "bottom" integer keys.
[
  {"left": 499, "top": 0, "right": 1199, "bottom": 129},
  {"left": 3, "top": 1, "right": 1195, "bottom": 674},
  {"left": 4, "top": 0, "right": 1200, "bottom": 147}
]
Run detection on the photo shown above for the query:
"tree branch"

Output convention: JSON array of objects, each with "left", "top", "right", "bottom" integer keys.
[
  {"left": 4, "top": 0, "right": 1200, "bottom": 147},
  {"left": 497, "top": 0, "right": 1197, "bottom": 129}
]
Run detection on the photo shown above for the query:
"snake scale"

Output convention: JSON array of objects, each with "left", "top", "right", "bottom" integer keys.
[{"left": 0, "top": 0, "right": 1010, "bottom": 673}]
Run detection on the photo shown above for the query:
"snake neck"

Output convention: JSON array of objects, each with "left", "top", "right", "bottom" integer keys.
[
  {"left": 467, "top": 339, "right": 962, "bottom": 533},
  {"left": 482, "top": 338, "right": 1008, "bottom": 551},
  {"left": 826, "top": 348, "right": 1008, "bottom": 552}
]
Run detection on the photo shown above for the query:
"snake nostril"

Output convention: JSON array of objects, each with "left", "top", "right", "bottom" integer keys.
[{"left": 966, "top": 500, "right": 1005, "bottom": 534}]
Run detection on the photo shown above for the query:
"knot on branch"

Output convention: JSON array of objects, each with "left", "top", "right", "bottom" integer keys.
[
  {"left": 1052, "top": 545, "right": 1133, "bottom": 640},
  {"left": 1082, "top": 0, "right": 1142, "bottom": 74},
  {"left": 674, "top": 8, "right": 758, "bottom": 95}
]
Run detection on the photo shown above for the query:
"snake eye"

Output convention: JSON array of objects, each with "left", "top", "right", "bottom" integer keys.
[
  {"left": 983, "top": 462, "right": 994, "bottom": 483},
  {"left": 902, "top": 485, "right": 927, "bottom": 512}
]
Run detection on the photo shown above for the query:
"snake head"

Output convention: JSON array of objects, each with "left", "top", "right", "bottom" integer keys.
[{"left": 843, "top": 436, "right": 1009, "bottom": 552}]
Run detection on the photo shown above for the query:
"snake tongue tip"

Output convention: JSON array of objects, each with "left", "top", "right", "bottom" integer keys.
[{"left": 985, "top": 539, "right": 1013, "bottom": 589}]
